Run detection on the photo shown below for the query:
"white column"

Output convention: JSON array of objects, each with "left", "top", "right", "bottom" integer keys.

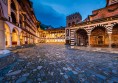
[
  {"left": 0, "top": 20, "right": 5, "bottom": 49},
  {"left": 108, "top": 32, "right": 112, "bottom": 48}
]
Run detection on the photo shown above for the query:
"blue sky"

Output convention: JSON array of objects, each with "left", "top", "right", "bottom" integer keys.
[{"left": 30, "top": 0, "right": 106, "bottom": 27}]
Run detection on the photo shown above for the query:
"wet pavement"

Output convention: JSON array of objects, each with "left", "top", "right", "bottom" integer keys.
[{"left": 0, "top": 44, "right": 118, "bottom": 83}]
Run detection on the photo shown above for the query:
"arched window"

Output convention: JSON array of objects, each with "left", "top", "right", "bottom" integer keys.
[
  {"left": 68, "top": 23, "right": 71, "bottom": 27},
  {"left": 72, "top": 22, "right": 75, "bottom": 26},
  {"left": 11, "top": 0, "right": 16, "bottom": 10}
]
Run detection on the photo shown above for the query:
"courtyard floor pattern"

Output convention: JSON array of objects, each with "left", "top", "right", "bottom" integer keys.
[{"left": 0, "top": 44, "right": 118, "bottom": 83}]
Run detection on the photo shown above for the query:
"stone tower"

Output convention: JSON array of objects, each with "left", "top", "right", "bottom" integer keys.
[
  {"left": 106, "top": 0, "right": 118, "bottom": 6},
  {"left": 66, "top": 13, "right": 82, "bottom": 27}
]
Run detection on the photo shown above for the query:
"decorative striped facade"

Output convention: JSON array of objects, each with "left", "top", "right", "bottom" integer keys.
[{"left": 66, "top": 0, "right": 118, "bottom": 48}]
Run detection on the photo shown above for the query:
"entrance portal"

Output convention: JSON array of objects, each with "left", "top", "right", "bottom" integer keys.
[
  {"left": 91, "top": 26, "right": 108, "bottom": 47},
  {"left": 76, "top": 29, "right": 88, "bottom": 46}
]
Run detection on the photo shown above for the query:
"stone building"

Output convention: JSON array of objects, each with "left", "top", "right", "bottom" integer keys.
[
  {"left": 66, "top": 13, "right": 82, "bottom": 44},
  {"left": 39, "top": 28, "right": 65, "bottom": 43},
  {"left": 0, "top": 0, "right": 40, "bottom": 49},
  {"left": 65, "top": 0, "right": 118, "bottom": 48}
]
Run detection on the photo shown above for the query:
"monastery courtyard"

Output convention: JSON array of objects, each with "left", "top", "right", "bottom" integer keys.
[{"left": 0, "top": 44, "right": 118, "bottom": 83}]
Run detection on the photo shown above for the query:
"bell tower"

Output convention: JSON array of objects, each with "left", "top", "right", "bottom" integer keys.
[{"left": 106, "top": 0, "right": 118, "bottom": 6}]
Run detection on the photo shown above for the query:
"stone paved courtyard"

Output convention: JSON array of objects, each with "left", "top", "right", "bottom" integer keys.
[{"left": 0, "top": 44, "right": 118, "bottom": 83}]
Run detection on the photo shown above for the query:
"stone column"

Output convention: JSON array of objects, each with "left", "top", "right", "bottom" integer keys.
[
  {"left": 88, "top": 34, "right": 91, "bottom": 47},
  {"left": 108, "top": 32, "right": 112, "bottom": 48},
  {"left": 0, "top": 20, "right": 5, "bottom": 49},
  {"left": 70, "top": 29, "right": 75, "bottom": 48},
  {"left": 17, "top": 35, "right": 20, "bottom": 46},
  {"left": 8, "top": 33, "right": 12, "bottom": 47}
]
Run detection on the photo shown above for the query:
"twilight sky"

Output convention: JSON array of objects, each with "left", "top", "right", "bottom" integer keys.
[{"left": 30, "top": 0, "right": 106, "bottom": 28}]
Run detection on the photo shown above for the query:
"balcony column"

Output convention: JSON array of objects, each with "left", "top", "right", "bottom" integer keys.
[
  {"left": 8, "top": 0, "right": 11, "bottom": 21},
  {"left": 16, "top": 10, "right": 20, "bottom": 26}
]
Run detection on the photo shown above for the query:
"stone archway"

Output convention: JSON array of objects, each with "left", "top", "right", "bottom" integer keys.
[
  {"left": 76, "top": 29, "right": 88, "bottom": 46},
  {"left": 25, "top": 33, "right": 28, "bottom": 44},
  {"left": 20, "top": 31, "right": 25, "bottom": 45},
  {"left": 112, "top": 24, "right": 118, "bottom": 47},
  {"left": 91, "top": 26, "right": 109, "bottom": 47},
  {"left": 12, "top": 28, "right": 19, "bottom": 46},
  {"left": 4, "top": 23, "right": 11, "bottom": 47}
]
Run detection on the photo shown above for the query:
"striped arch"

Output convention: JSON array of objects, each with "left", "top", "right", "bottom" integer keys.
[
  {"left": 74, "top": 27, "right": 89, "bottom": 34},
  {"left": 90, "top": 24, "right": 109, "bottom": 47},
  {"left": 111, "top": 22, "right": 118, "bottom": 28},
  {"left": 106, "top": 22, "right": 118, "bottom": 33},
  {"left": 90, "top": 24, "right": 109, "bottom": 34},
  {"left": 75, "top": 28, "right": 88, "bottom": 46}
]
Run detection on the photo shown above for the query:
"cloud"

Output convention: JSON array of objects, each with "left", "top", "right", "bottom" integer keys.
[
  {"left": 30, "top": 0, "right": 66, "bottom": 27},
  {"left": 30, "top": 0, "right": 106, "bottom": 27}
]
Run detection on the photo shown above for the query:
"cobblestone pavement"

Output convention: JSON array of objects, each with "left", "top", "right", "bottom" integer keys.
[{"left": 0, "top": 44, "right": 118, "bottom": 83}]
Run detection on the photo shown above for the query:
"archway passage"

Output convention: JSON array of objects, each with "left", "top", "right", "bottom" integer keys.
[
  {"left": 12, "top": 28, "right": 18, "bottom": 46},
  {"left": 5, "top": 23, "right": 11, "bottom": 47},
  {"left": 112, "top": 24, "right": 118, "bottom": 47},
  {"left": 76, "top": 29, "right": 88, "bottom": 46},
  {"left": 25, "top": 33, "right": 28, "bottom": 44},
  {"left": 91, "top": 26, "right": 108, "bottom": 47}
]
